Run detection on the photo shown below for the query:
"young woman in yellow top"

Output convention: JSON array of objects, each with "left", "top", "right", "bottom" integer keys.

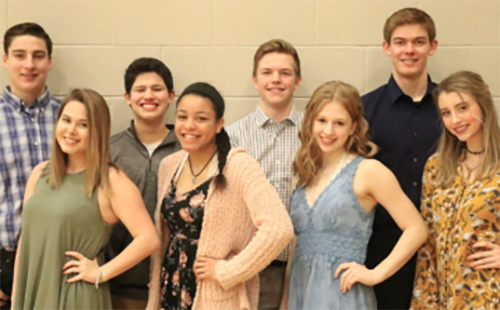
[{"left": 411, "top": 71, "right": 500, "bottom": 309}]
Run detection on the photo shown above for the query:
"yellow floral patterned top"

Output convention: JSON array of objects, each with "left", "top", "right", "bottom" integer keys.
[{"left": 411, "top": 155, "right": 500, "bottom": 310}]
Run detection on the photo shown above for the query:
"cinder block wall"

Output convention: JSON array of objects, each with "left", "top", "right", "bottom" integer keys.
[{"left": 1, "top": 0, "right": 499, "bottom": 135}]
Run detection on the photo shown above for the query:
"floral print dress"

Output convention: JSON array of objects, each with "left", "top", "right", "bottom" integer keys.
[
  {"left": 411, "top": 155, "right": 500, "bottom": 310},
  {"left": 160, "top": 179, "right": 210, "bottom": 310}
]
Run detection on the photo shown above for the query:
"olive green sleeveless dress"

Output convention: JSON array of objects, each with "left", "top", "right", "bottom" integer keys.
[{"left": 13, "top": 170, "right": 113, "bottom": 309}]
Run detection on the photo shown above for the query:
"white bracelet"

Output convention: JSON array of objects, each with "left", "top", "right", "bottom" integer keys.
[{"left": 95, "top": 267, "right": 102, "bottom": 289}]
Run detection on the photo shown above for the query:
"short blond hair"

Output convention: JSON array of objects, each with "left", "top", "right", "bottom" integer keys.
[{"left": 253, "top": 39, "right": 301, "bottom": 77}]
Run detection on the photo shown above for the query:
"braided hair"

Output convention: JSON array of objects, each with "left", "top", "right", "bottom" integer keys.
[{"left": 176, "top": 82, "right": 231, "bottom": 190}]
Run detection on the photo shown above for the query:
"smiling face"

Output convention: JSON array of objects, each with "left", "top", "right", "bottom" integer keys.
[
  {"left": 175, "top": 94, "right": 224, "bottom": 155},
  {"left": 252, "top": 52, "right": 301, "bottom": 110},
  {"left": 55, "top": 100, "right": 89, "bottom": 157},
  {"left": 125, "top": 72, "right": 174, "bottom": 124},
  {"left": 383, "top": 24, "right": 437, "bottom": 81},
  {"left": 312, "top": 100, "right": 356, "bottom": 159},
  {"left": 438, "top": 91, "right": 484, "bottom": 145},
  {"left": 2, "top": 35, "right": 52, "bottom": 100}
]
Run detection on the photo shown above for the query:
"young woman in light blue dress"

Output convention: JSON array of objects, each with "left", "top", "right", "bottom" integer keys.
[{"left": 280, "top": 81, "right": 427, "bottom": 310}]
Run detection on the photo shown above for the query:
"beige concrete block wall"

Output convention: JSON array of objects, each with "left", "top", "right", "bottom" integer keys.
[{"left": 1, "top": 0, "right": 499, "bottom": 135}]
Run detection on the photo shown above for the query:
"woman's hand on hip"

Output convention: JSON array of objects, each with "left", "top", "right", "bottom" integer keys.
[
  {"left": 334, "top": 262, "right": 379, "bottom": 294},
  {"left": 62, "top": 251, "right": 100, "bottom": 284},
  {"left": 194, "top": 257, "right": 220, "bottom": 282},
  {"left": 468, "top": 241, "right": 500, "bottom": 270}
]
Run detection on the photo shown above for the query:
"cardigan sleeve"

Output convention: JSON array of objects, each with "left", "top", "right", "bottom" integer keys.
[
  {"left": 214, "top": 152, "right": 294, "bottom": 290},
  {"left": 410, "top": 156, "right": 440, "bottom": 309},
  {"left": 146, "top": 156, "right": 175, "bottom": 310}
]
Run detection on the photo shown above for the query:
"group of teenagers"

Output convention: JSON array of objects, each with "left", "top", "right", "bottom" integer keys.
[{"left": 1, "top": 6, "right": 499, "bottom": 310}]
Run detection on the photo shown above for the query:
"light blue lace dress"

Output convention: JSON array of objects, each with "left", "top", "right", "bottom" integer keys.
[{"left": 288, "top": 156, "right": 377, "bottom": 310}]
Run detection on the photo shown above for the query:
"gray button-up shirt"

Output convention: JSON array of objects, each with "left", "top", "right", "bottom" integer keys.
[{"left": 226, "top": 107, "right": 303, "bottom": 261}]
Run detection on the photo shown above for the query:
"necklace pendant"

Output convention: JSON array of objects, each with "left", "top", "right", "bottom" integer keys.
[{"left": 192, "top": 176, "right": 197, "bottom": 184}]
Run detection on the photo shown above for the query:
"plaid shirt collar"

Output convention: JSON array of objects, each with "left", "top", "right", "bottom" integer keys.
[
  {"left": 254, "top": 105, "right": 301, "bottom": 128},
  {"left": 2, "top": 86, "right": 52, "bottom": 113}
]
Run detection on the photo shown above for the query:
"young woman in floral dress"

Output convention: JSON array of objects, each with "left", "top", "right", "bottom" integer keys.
[{"left": 411, "top": 71, "right": 500, "bottom": 309}]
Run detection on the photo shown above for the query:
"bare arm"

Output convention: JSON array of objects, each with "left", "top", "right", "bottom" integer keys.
[
  {"left": 279, "top": 236, "right": 296, "bottom": 310},
  {"left": 363, "top": 159, "right": 427, "bottom": 283},
  {"left": 11, "top": 161, "right": 47, "bottom": 307},
  {"left": 99, "top": 168, "right": 160, "bottom": 282}
]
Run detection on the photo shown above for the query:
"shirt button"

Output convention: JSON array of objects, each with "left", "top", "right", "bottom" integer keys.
[
  {"left": 413, "top": 182, "right": 418, "bottom": 187},
  {"left": 276, "top": 160, "right": 280, "bottom": 165},
  {"left": 34, "top": 141, "right": 39, "bottom": 146},
  {"left": 414, "top": 132, "right": 418, "bottom": 137},
  {"left": 31, "top": 118, "right": 35, "bottom": 122},
  {"left": 413, "top": 157, "right": 418, "bottom": 163}
]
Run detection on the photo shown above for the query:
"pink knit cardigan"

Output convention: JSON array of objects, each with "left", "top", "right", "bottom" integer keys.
[{"left": 147, "top": 148, "right": 294, "bottom": 310}]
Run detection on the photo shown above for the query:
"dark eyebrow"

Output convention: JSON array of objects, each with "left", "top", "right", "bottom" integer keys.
[
  {"left": 11, "top": 49, "right": 47, "bottom": 54},
  {"left": 133, "top": 83, "right": 165, "bottom": 89},
  {"left": 176, "top": 110, "right": 210, "bottom": 115}
]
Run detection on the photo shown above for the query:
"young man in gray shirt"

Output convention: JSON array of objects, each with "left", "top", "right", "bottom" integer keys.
[{"left": 106, "top": 58, "right": 180, "bottom": 309}]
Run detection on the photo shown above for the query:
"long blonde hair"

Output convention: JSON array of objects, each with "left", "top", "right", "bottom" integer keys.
[
  {"left": 293, "top": 81, "right": 377, "bottom": 188},
  {"left": 47, "top": 88, "right": 115, "bottom": 197},
  {"left": 434, "top": 71, "right": 500, "bottom": 186}
]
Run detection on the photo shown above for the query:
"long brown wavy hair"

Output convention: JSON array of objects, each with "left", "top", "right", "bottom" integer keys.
[
  {"left": 434, "top": 71, "right": 500, "bottom": 186},
  {"left": 47, "top": 88, "right": 115, "bottom": 197},
  {"left": 293, "top": 81, "right": 377, "bottom": 188}
]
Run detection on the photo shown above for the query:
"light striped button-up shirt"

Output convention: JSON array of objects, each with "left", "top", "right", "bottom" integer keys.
[
  {"left": 0, "top": 87, "right": 61, "bottom": 249},
  {"left": 226, "top": 106, "right": 303, "bottom": 261}
]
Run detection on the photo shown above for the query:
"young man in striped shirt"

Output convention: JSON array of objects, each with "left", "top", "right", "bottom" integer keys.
[
  {"left": 0, "top": 23, "right": 61, "bottom": 310},
  {"left": 226, "top": 39, "right": 302, "bottom": 310}
]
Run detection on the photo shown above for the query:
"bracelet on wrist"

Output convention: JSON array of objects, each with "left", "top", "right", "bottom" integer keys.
[{"left": 95, "top": 267, "right": 103, "bottom": 289}]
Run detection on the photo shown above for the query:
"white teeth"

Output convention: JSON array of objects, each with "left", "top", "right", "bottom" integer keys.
[
  {"left": 321, "top": 137, "right": 335, "bottom": 142},
  {"left": 183, "top": 134, "right": 197, "bottom": 139},
  {"left": 141, "top": 103, "right": 158, "bottom": 110},
  {"left": 455, "top": 125, "right": 468, "bottom": 133},
  {"left": 64, "top": 137, "right": 78, "bottom": 144}
]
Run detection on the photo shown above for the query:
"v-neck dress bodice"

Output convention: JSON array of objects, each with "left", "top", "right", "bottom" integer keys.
[{"left": 288, "top": 156, "right": 377, "bottom": 310}]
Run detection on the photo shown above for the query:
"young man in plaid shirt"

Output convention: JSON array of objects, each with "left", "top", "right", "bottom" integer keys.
[
  {"left": 0, "top": 23, "right": 61, "bottom": 310},
  {"left": 226, "top": 39, "right": 302, "bottom": 310}
]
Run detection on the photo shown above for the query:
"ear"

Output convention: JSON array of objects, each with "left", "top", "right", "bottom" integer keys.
[
  {"left": 294, "top": 75, "right": 302, "bottom": 91},
  {"left": 216, "top": 117, "right": 225, "bottom": 134},
  {"left": 382, "top": 40, "right": 391, "bottom": 57},
  {"left": 167, "top": 90, "right": 176, "bottom": 104},
  {"left": 252, "top": 75, "right": 259, "bottom": 90},
  {"left": 2, "top": 54, "right": 8, "bottom": 69},
  {"left": 47, "top": 55, "right": 53, "bottom": 71},
  {"left": 124, "top": 92, "right": 132, "bottom": 107},
  {"left": 428, "top": 39, "right": 438, "bottom": 56}
]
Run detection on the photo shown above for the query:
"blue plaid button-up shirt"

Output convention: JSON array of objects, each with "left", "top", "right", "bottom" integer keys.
[{"left": 0, "top": 87, "right": 61, "bottom": 249}]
